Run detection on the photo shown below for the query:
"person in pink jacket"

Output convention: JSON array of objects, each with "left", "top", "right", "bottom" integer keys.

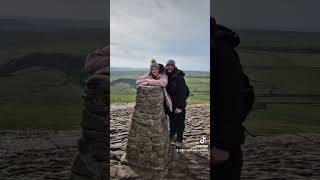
[{"left": 136, "top": 59, "right": 173, "bottom": 112}]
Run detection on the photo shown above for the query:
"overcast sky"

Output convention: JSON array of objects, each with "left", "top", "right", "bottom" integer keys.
[
  {"left": 110, "top": 0, "right": 210, "bottom": 71},
  {"left": 0, "top": 0, "right": 107, "bottom": 20},
  {"left": 212, "top": 0, "right": 320, "bottom": 32}
]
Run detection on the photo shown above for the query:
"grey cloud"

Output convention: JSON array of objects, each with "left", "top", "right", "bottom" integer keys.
[
  {"left": 0, "top": 0, "right": 107, "bottom": 20},
  {"left": 212, "top": 0, "right": 320, "bottom": 32},
  {"left": 111, "top": 0, "right": 210, "bottom": 71}
]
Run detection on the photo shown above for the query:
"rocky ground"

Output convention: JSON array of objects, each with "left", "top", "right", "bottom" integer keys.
[
  {"left": 110, "top": 104, "right": 210, "bottom": 180},
  {"left": 242, "top": 133, "right": 320, "bottom": 180},
  {"left": 0, "top": 130, "right": 80, "bottom": 180},
  {"left": 0, "top": 104, "right": 320, "bottom": 179}
]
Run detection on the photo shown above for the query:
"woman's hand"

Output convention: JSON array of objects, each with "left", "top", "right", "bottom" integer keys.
[
  {"left": 142, "top": 79, "right": 150, "bottom": 85},
  {"left": 141, "top": 81, "right": 148, "bottom": 85}
]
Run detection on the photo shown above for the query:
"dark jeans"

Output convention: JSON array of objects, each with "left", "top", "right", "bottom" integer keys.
[
  {"left": 168, "top": 108, "right": 186, "bottom": 143},
  {"left": 212, "top": 146, "right": 243, "bottom": 180}
]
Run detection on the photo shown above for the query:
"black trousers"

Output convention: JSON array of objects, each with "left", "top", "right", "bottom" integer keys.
[
  {"left": 212, "top": 146, "right": 243, "bottom": 180},
  {"left": 168, "top": 108, "right": 186, "bottom": 143}
]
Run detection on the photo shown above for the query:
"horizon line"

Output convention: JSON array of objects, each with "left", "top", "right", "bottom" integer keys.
[{"left": 111, "top": 66, "right": 210, "bottom": 72}]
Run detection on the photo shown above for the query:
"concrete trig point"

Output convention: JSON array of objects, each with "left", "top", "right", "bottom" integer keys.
[{"left": 125, "top": 85, "right": 171, "bottom": 170}]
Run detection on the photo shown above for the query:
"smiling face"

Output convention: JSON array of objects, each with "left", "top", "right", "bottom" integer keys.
[
  {"left": 151, "top": 67, "right": 160, "bottom": 77},
  {"left": 165, "top": 64, "right": 175, "bottom": 73}
]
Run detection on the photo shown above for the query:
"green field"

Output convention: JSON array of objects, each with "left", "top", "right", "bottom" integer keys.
[
  {"left": 110, "top": 70, "right": 210, "bottom": 104},
  {"left": 238, "top": 30, "right": 320, "bottom": 134},
  {"left": 1, "top": 24, "right": 320, "bottom": 134},
  {"left": 0, "top": 28, "right": 106, "bottom": 129}
]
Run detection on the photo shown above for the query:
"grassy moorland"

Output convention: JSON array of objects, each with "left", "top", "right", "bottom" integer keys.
[
  {"left": 110, "top": 69, "right": 210, "bottom": 104},
  {"left": 0, "top": 18, "right": 107, "bottom": 129},
  {"left": 238, "top": 30, "right": 320, "bottom": 134},
  {"left": 1, "top": 18, "right": 320, "bottom": 134}
]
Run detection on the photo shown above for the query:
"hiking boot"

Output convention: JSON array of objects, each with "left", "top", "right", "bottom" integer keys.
[{"left": 170, "top": 137, "right": 176, "bottom": 145}]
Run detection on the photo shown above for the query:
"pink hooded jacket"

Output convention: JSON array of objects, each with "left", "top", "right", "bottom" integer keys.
[{"left": 136, "top": 72, "right": 173, "bottom": 112}]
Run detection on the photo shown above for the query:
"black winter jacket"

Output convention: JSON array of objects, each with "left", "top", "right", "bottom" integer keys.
[
  {"left": 211, "top": 23, "right": 245, "bottom": 150},
  {"left": 166, "top": 68, "right": 188, "bottom": 110}
]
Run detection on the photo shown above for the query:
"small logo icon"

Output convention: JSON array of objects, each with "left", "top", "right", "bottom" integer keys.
[{"left": 200, "top": 137, "right": 206, "bottom": 144}]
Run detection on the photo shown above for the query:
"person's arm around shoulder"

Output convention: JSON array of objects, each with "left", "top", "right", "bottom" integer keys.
[
  {"left": 136, "top": 72, "right": 150, "bottom": 85},
  {"left": 147, "top": 74, "right": 168, "bottom": 87}
]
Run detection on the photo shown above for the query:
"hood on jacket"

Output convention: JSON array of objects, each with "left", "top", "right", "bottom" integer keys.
[
  {"left": 176, "top": 69, "right": 185, "bottom": 77},
  {"left": 215, "top": 25, "right": 240, "bottom": 48},
  {"left": 159, "top": 63, "right": 165, "bottom": 73},
  {"left": 168, "top": 67, "right": 185, "bottom": 78}
]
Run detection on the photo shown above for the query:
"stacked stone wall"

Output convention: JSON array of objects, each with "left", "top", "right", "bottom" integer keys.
[{"left": 126, "top": 85, "right": 170, "bottom": 170}]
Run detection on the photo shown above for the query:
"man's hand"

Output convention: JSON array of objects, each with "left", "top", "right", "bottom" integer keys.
[
  {"left": 175, "top": 108, "right": 182, "bottom": 114},
  {"left": 212, "top": 147, "right": 229, "bottom": 165}
]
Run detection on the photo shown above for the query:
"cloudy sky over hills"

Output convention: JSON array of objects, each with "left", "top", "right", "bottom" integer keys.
[
  {"left": 212, "top": 0, "right": 320, "bottom": 32},
  {"left": 110, "top": 0, "right": 210, "bottom": 71},
  {"left": 0, "top": 0, "right": 107, "bottom": 20}
]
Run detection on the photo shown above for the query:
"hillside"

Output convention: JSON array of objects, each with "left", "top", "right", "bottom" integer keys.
[
  {"left": 0, "top": 19, "right": 106, "bottom": 129},
  {"left": 110, "top": 70, "right": 210, "bottom": 104},
  {"left": 0, "top": 53, "right": 86, "bottom": 83},
  {"left": 236, "top": 30, "right": 320, "bottom": 134},
  {"left": 0, "top": 26, "right": 319, "bottom": 133}
]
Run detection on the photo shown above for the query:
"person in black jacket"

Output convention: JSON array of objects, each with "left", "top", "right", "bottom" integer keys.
[
  {"left": 211, "top": 17, "right": 247, "bottom": 180},
  {"left": 165, "top": 59, "right": 189, "bottom": 148}
]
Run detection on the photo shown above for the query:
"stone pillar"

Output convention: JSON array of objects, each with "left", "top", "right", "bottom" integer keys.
[
  {"left": 125, "top": 85, "right": 170, "bottom": 170},
  {"left": 70, "top": 47, "right": 109, "bottom": 180}
]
